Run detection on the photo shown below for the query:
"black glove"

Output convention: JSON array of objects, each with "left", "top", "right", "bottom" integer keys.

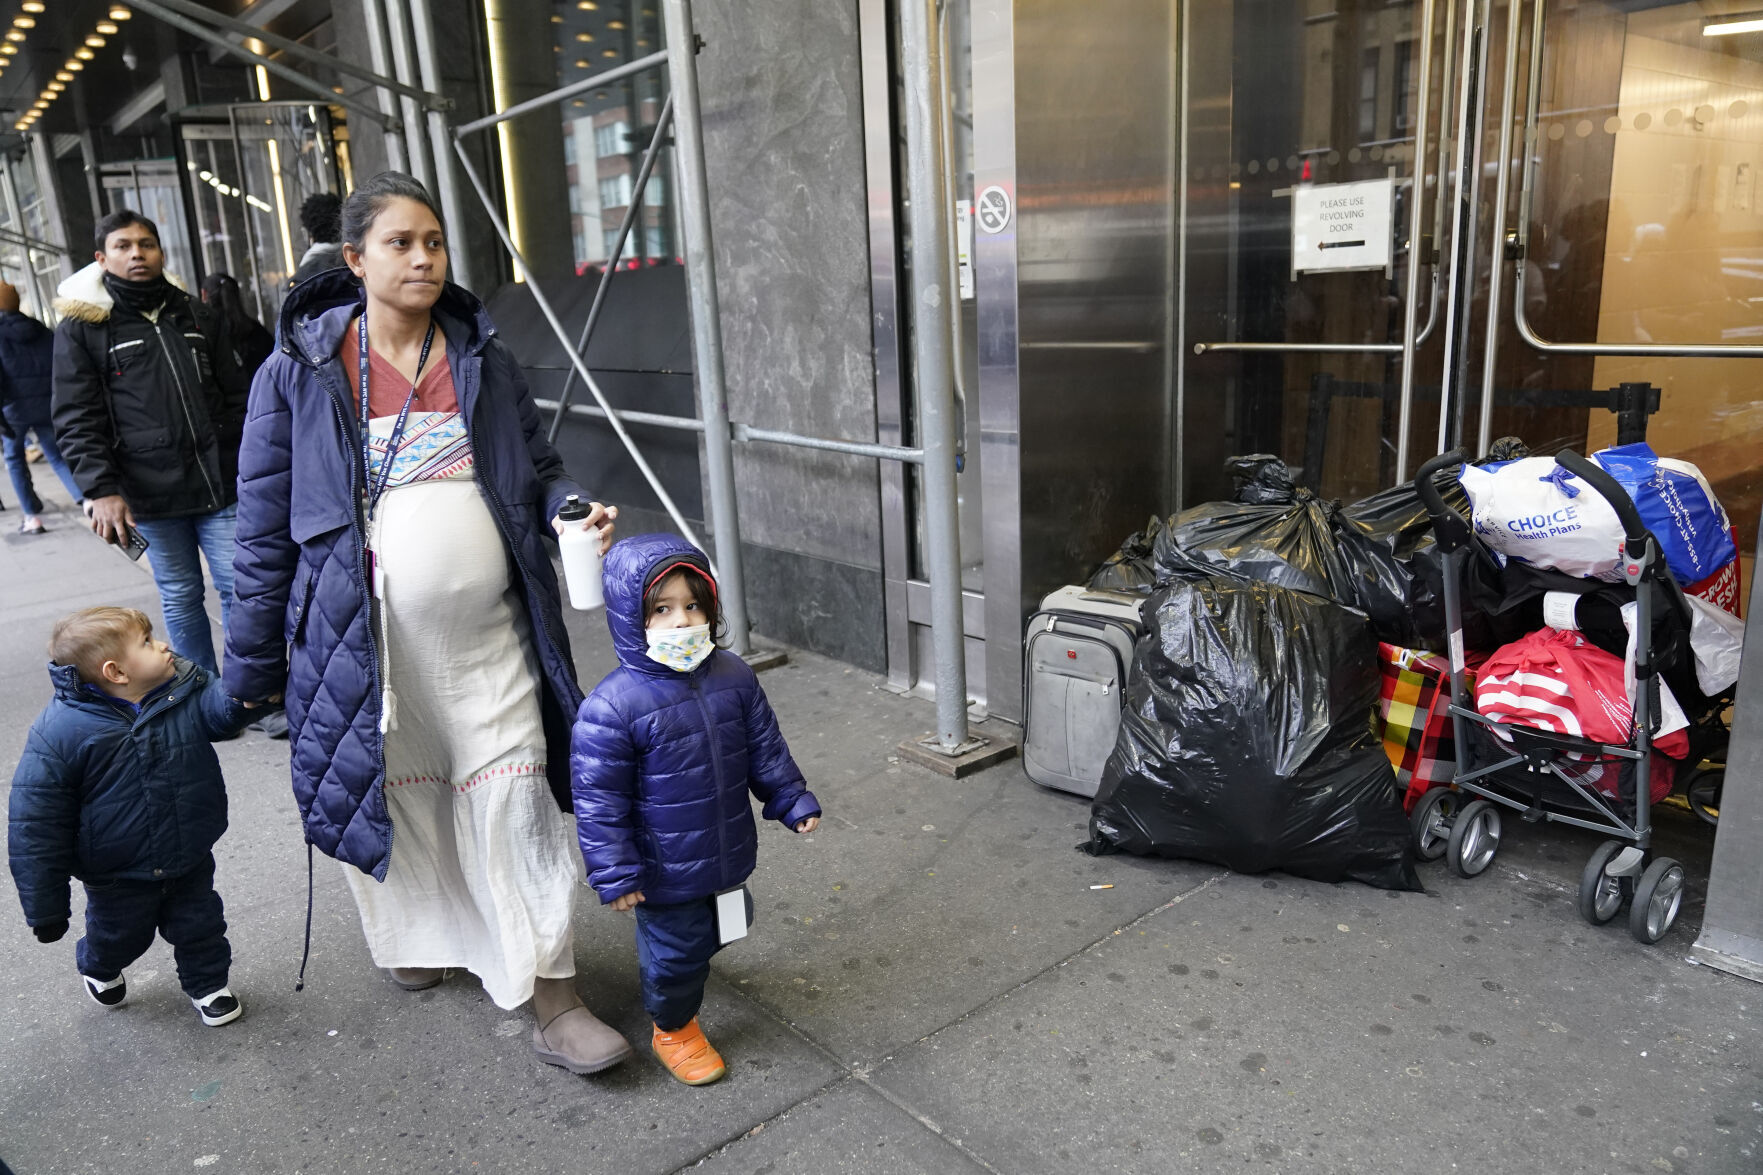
[{"left": 32, "top": 919, "right": 69, "bottom": 944}]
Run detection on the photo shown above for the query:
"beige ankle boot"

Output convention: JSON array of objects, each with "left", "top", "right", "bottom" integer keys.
[
  {"left": 386, "top": 967, "right": 443, "bottom": 991},
  {"left": 533, "top": 1004, "right": 634, "bottom": 1074}
]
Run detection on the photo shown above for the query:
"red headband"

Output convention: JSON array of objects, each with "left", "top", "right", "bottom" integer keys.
[{"left": 647, "top": 560, "right": 719, "bottom": 605}]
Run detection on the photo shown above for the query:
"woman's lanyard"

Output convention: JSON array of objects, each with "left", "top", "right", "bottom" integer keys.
[{"left": 358, "top": 308, "right": 437, "bottom": 522}]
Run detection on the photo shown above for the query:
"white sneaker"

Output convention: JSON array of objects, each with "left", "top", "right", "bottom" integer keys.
[
  {"left": 81, "top": 973, "right": 127, "bottom": 1008},
  {"left": 191, "top": 987, "right": 243, "bottom": 1027}
]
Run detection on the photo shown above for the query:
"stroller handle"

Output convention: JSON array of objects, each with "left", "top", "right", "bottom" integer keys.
[
  {"left": 1553, "top": 450, "right": 1649, "bottom": 559},
  {"left": 1414, "top": 449, "right": 1469, "bottom": 524}
]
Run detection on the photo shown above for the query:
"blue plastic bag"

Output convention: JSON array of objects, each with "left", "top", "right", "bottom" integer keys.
[{"left": 1593, "top": 443, "right": 1735, "bottom": 586}]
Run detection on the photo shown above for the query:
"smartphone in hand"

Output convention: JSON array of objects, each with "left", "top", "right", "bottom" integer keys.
[{"left": 119, "top": 524, "right": 149, "bottom": 561}]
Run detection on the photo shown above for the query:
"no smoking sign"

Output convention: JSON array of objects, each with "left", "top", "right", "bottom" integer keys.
[{"left": 975, "top": 185, "right": 1012, "bottom": 234}]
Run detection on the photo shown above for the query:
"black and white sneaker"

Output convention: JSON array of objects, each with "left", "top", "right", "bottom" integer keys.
[
  {"left": 82, "top": 973, "right": 128, "bottom": 1008},
  {"left": 192, "top": 987, "right": 244, "bottom": 1027}
]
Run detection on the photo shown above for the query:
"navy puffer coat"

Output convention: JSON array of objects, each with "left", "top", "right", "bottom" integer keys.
[
  {"left": 571, "top": 534, "right": 820, "bottom": 905},
  {"left": 0, "top": 310, "right": 54, "bottom": 429},
  {"left": 223, "top": 272, "right": 588, "bottom": 881},
  {"left": 9, "top": 659, "right": 249, "bottom": 928}
]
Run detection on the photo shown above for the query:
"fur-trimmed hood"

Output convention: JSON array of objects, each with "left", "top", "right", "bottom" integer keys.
[{"left": 53, "top": 261, "right": 190, "bottom": 324}]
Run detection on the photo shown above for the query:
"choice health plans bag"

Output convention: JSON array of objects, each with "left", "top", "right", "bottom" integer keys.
[
  {"left": 1459, "top": 445, "right": 1735, "bottom": 585},
  {"left": 1459, "top": 457, "right": 1626, "bottom": 579},
  {"left": 1590, "top": 443, "right": 1735, "bottom": 588}
]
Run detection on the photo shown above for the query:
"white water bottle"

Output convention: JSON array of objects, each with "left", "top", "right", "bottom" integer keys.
[{"left": 556, "top": 495, "right": 604, "bottom": 610}]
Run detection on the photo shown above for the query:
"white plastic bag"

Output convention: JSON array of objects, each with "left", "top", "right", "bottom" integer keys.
[
  {"left": 1459, "top": 457, "right": 1625, "bottom": 579},
  {"left": 1618, "top": 595, "right": 1739, "bottom": 707},
  {"left": 1682, "top": 594, "right": 1744, "bottom": 695}
]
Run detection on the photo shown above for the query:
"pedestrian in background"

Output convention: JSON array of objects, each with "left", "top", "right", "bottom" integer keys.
[
  {"left": 200, "top": 273, "right": 275, "bottom": 387},
  {"left": 225, "top": 172, "right": 625, "bottom": 1073},
  {"left": 0, "top": 281, "right": 81, "bottom": 533},
  {"left": 51, "top": 210, "right": 248, "bottom": 676},
  {"left": 291, "top": 191, "right": 344, "bottom": 288}
]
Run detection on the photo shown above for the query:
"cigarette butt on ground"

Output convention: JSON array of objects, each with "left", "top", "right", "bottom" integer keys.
[{"left": 1090, "top": 884, "right": 1114, "bottom": 890}]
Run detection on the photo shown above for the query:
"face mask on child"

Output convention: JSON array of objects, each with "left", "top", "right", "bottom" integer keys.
[{"left": 645, "top": 624, "right": 714, "bottom": 672}]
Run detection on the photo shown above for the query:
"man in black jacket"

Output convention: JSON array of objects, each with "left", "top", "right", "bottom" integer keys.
[{"left": 51, "top": 210, "right": 248, "bottom": 676}]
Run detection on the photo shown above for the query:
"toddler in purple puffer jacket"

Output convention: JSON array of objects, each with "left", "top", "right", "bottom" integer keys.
[{"left": 570, "top": 533, "right": 821, "bottom": 1086}]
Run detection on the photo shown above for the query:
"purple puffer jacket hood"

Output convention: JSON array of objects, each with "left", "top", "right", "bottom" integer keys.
[
  {"left": 601, "top": 532, "right": 717, "bottom": 675},
  {"left": 570, "top": 533, "right": 820, "bottom": 905}
]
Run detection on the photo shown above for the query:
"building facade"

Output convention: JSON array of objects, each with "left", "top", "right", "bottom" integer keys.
[{"left": 6, "top": 0, "right": 1761, "bottom": 725}]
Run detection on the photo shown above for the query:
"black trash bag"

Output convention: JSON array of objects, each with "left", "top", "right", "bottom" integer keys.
[
  {"left": 1343, "top": 437, "right": 1533, "bottom": 652},
  {"left": 1229, "top": 453, "right": 1301, "bottom": 504},
  {"left": 1089, "top": 577, "right": 1421, "bottom": 891},
  {"left": 1151, "top": 456, "right": 1414, "bottom": 644},
  {"left": 1087, "top": 515, "right": 1163, "bottom": 594}
]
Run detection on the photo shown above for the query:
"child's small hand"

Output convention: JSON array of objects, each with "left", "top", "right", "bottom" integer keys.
[
  {"left": 610, "top": 891, "right": 645, "bottom": 913},
  {"left": 32, "top": 919, "right": 68, "bottom": 944},
  {"left": 242, "top": 693, "right": 284, "bottom": 709},
  {"left": 794, "top": 816, "right": 820, "bottom": 834}
]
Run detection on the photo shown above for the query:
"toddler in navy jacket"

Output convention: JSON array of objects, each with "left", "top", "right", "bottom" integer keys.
[
  {"left": 571, "top": 534, "right": 821, "bottom": 1085},
  {"left": 7, "top": 607, "right": 251, "bottom": 1026}
]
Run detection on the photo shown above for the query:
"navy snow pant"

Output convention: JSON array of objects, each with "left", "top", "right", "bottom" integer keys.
[
  {"left": 634, "top": 892, "right": 752, "bottom": 1031},
  {"left": 77, "top": 853, "right": 231, "bottom": 1000}
]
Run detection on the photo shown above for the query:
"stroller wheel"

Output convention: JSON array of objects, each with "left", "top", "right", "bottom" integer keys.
[
  {"left": 1409, "top": 789, "right": 1459, "bottom": 862},
  {"left": 1577, "top": 840, "right": 1630, "bottom": 925},
  {"left": 1629, "top": 858, "right": 1686, "bottom": 945},
  {"left": 1684, "top": 769, "right": 1723, "bottom": 826},
  {"left": 1446, "top": 800, "right": 1501, "bottom": 879}
]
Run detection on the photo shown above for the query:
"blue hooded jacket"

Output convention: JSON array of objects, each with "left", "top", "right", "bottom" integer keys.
[
  {"left": 570, "top": 533, "right": 820, "bottom": 905},
  {"left": 8, "top": 658, "right": 249, "bottom": 928},
  {"left": 223, "top": 271, "right": 588, "bottom": 881}
]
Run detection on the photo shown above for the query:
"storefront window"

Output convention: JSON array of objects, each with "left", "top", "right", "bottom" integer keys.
[{"left": 551, "top": 0, "right": 676, "bottom": 276}]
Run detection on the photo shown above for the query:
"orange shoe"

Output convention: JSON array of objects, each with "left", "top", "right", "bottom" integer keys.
[{"left": 652, "top": 1018, "right": 727, "bottom": 1086}]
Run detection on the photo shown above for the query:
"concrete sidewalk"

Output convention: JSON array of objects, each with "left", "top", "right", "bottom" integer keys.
[{"left": 1, "top": 481, "right": 1759, "bottom": 1175}]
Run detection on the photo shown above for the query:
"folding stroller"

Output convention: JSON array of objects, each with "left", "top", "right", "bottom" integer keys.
[{"left": 1407, "top": 448, "right": 1716, "bottom": 944}]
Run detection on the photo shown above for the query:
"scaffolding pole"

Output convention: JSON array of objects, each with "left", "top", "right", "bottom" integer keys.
[
  {"left": 144, "top": 0, "right": 448, "bottom": 109},
  {"left": 359, "top": 0, "right": 410, "bottom": 172},
  {"left": 128, "top": 0, "right": 402, "bottom": 129},
  {"left": 546, "top": 94, "right": 677, "bottom": 444},
  {"left": 450, "top": 134, "right": 711, "bottom": 559},
  {"left": 383, "top": 0, "right": 439, "bottom": 196},
  {"left": 659, "top": 0, "right": 750, "bottom": 657},
  {"left": 453, "top": 52, "right": 670, "bottom": 137},
  {"left": 407, "top": 0, "right": 472, "bottom": 288},
  {"left": 897, "top": 0, "right": 974, "bottom": 753}
]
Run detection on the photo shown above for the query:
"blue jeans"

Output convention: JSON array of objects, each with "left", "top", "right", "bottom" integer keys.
[
  {"left": 633, "top": 891, "right": 752, "bottom": 1030},
  {"left": 77, "top": 853, "right": 231, "bottom": 1000},
  {"left": 132, "top": 505, "right": 237, "bottom": 674},
  {"left": 1, "top": 416, "right": 82, "bottom": 516}
]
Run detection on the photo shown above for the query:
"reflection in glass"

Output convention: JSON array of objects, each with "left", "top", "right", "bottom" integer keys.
[{"left": 552, "top": 0, "right": 676, "bottom": 276}]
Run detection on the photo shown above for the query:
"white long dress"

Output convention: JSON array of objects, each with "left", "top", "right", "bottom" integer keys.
[{"left": 342, "top": 409, "right": 581, "bottom": 1010}]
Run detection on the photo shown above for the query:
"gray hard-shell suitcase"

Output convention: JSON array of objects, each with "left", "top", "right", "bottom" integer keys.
[{"left": 1022, "top": 586, "right": 1145, "bottom": 797}]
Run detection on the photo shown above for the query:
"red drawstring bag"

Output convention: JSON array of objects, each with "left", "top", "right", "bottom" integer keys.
[{"left": 1474, "top": 628, "right": 1686, "bottom": 803}]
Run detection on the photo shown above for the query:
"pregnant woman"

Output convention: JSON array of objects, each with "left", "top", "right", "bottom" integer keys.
[{"left": 225, "top": 172, "right": 631, "bottom": 1074}]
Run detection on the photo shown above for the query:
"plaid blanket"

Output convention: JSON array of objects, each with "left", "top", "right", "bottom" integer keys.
[{"left": 1377, "top": 643, "right": 1476, "bottom": 811}]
